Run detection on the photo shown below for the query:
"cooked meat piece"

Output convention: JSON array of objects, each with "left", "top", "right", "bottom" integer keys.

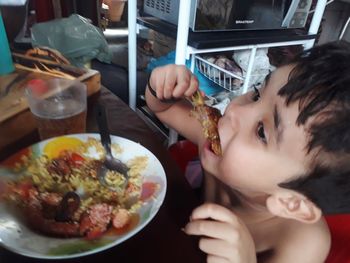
[
  {"left": 55, "top": 192, "right": 81, "bottom": 222},
  {"left": 25, "top": 206, "right": 81, "bottom": 237},
  {"left": 40, "top": 192, "right": 63, "bottom": 219},
  {"left": 190, "top": 91, "right": 222, "bottom": 155},
  {"left": 47, "top": 158, "right": 71, "bottom": 176}
]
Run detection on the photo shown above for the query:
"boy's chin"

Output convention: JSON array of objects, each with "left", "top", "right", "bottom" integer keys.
[{"left": 200, "top": 139, "right": 221, "bottom": 174}]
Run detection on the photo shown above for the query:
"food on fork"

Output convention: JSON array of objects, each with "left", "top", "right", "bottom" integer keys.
[{"left": 190, "top": 91, "right": 222, "bottom": 155}]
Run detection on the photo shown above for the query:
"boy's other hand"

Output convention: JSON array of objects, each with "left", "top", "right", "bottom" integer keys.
[
  {"left": 148, "top": 64, "right": 199, "bottom": 102},
  {"left": 184, "top": 203, "right": 257, "bottom": 263}
]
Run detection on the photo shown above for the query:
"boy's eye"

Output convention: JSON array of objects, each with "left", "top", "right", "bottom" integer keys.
[
  {"left": 257, "top": 122, "right": 267, "bottom": 144},
  {"left": 252, "top": 86, "right": 260, "bottom": 102}
]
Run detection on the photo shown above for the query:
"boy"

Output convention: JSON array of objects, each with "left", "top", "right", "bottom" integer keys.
[{"left": 145, "top": 41, "right": 350, "bottom": 263}]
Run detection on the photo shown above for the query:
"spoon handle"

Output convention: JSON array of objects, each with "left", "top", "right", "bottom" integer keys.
[{"left": 96, "top": 103, "right": 113, "bottom": 157}]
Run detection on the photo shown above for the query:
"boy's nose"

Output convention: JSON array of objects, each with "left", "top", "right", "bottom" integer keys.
[
  {"left": 225, "top": 100, "right": 257, "bottom": 132},
  {"left": 225, "top": 102, "right": 241, "bottom": 130}
]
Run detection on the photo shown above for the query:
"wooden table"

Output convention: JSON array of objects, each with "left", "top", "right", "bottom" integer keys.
[{"left": 0, "top": 87, "right": 205, "bottom": 263}]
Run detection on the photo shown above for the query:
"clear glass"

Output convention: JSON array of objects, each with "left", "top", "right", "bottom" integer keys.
[{"left": 25, "top": 78, "right": 87, "bottom": 140}]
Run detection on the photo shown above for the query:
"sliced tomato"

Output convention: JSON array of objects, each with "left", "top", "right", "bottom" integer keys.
[
  {"left": 79, "top": 213, "right": 93, "bottom": 236},
  {"left": 57, "top": 151, "right": 85, "bottom": 167},
  {"left": 17, "top": 181, "right": 34, "bottom": 199},
  {"left": 86, "top": 227, "right": 105, "bottom": 240},
  {"left": 140, "top": 182, "right": 158, "bottom": 201},
  {"left": 1, "top": 147, "right": 31, "bottom": 168},
  {"left": 70, "top": 153, "right": 85, "bottom": 166},
  {"left": 80, "top": 214, "right": 105, "bottom": 240}
]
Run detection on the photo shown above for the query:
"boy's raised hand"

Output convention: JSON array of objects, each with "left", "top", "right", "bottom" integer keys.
[
  {"left": 184, "top": 203, "right": 257, "bottom": 263},
  {"left": 148, "top": 64, "right": 199, "bottom": 101}
]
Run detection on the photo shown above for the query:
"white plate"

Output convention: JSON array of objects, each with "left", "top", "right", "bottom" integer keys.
[{"left": 0, "top": 133, "right": 167, "bottom": 259}]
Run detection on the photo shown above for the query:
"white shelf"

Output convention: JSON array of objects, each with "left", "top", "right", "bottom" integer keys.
[{"left": 128, "top": 0, "right": 328, "bottom": 145}]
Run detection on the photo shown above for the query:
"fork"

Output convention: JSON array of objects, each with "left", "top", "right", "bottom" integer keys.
[{"left": 96, "top": 103, "right": 129, "bottom": 191}]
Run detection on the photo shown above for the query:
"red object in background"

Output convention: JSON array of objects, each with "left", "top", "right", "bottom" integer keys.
[
  {"left": 34, "top": 0, "right": 54, "bottom": 22},
  {"left": 168, "top": 140, "right": 198, "bottom": 173},
  {"left": 60, "top": 0, "right": 76, "bottom": 17},
  {"left": 60, "top": 0, "right": 71, "bottom": 17},
  {"left": 27, "top": 78, "right": 49, "bottom": 96},
  {"left": 325, "top": 214, "right": 350, "bottom": 263}
]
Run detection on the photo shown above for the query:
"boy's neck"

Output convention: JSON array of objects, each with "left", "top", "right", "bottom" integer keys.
[
  {"left": 205, "top": 174, "right": 278, "bottom": 223},
  {"left": 232, "top": 190, "right": 277, "bottom": 224}
]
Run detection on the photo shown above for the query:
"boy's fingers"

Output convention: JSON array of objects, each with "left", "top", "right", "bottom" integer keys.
[
  {"left": 184, "top": 75, "right": 199, "bottom": 97},
  {"left": 150, "top": 65, "right": 198, "bottom": 100},
  {"left": 184, "top": 220, "right": 239, "bottom": 241},
  {"left": 163, "top": 71, "right": 177, "bottom": 99},
  {"left": 173, "top": 74, "right": 191, "bottom": 98},
  {"left": 190, "top": 203, "right": 238, "bottom": 224},
  {"left": 199, "top": 238, "right": 234, "bottom": 261},
  {"left": 150, "top": 69, "right": 165, "bottom": 100},
  {"left": 207, "top": 254, "right": 230, "bottom": 263}
]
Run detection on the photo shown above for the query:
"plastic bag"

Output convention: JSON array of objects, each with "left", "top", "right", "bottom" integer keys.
[
  {"left": 233, "top": 49, "right": 273, "bottom": 88},
  {"left": 31, "top": 14, "right": 111, "bottom": 67}
]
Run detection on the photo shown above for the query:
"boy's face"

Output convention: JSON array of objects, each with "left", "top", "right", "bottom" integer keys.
[{"left": 201, "top": 65, "right": 312, "bottom": 199}]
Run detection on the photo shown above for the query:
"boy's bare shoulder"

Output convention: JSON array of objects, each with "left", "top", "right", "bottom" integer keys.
[{"left": 272, "top": 217, "right": 331, "bottom": 263}]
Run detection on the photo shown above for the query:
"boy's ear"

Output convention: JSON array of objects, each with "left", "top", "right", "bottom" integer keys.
[{"left": 266, "top": 190, "right": 322, "bottom": 224}]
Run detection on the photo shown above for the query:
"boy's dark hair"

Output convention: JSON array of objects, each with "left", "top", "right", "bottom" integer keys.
[{"left": 277, "top": 40, "right": 350, "bottom": 214}]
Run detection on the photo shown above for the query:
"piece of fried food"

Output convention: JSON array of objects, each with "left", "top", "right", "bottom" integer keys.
[{"left": 190, "top": 91, "right": 222, "bottom": 156}]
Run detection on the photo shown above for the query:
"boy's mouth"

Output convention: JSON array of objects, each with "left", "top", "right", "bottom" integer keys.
[
  {"left": 208, "top": 139, "right": 216, "bottom": 154},
  {"left": 203, "top": 139, "right": 218, "bottom": 156}
]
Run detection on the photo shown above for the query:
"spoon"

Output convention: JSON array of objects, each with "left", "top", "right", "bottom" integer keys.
[{"left": 96, "top": 103, "right": 129, "bottom": 191}]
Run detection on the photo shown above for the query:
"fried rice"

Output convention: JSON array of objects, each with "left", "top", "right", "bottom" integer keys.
[{"left": 5, "top": 137, "right": 150, "bottom": 239}]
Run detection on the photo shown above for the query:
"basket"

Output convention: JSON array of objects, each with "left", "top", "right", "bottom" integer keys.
[
  {"left": 195, "top": 55, "right": 269, "bottom": 94},
  {"left": 195, "top": 55, "right": 244, "bottom": 92}
]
